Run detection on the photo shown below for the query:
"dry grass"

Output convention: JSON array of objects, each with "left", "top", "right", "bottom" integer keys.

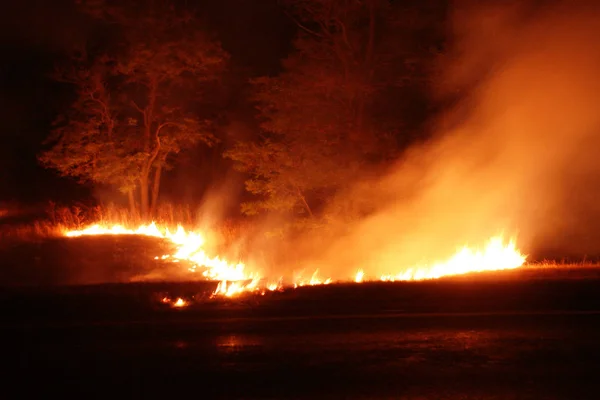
[
  {"left": 0, "top": 201, "right": 252, "bottom": 252},
  {"left": 528, "top": 260, "right": 600, "bottom": 269},
  {"left": 44, "top": 201, "right": 196, "bottom": 229},
  {"left": 0, "top": 220, "right": 65, "bottom": 243}
]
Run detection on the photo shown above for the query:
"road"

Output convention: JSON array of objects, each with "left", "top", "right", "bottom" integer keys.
[{"left": 3, "top": 276, "right": 600, "bottom": 399}]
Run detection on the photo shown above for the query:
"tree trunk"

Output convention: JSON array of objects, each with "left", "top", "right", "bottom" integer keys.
[
  {"left": 144, "top": 80, "right": 158, "bottom": 152},
  {"left": 139, "top": 171, "right": 150, "bottom": 220},
  {"left": 127, "top": 189, "right": 136, "bottom": 217},
  {"left": 139, "top": 79, "right": 156, "bottom": 221},
  {"left": 296, "top": 187, "right": 313, "bottom": 218},
  {"left": 354, "top": 0, "right": 377, "bottom": 148},
  {"left": 150, "top": 162, "right": 163, "bottom": 218}
]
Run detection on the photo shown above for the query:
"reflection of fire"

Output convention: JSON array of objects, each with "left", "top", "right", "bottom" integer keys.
[{"left": 64, "top": 224, "right": 526, "bottom": 300}]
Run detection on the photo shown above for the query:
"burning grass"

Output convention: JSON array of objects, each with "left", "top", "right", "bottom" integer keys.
[
  {"left": 0, "top": 202, "right": 246, "bottom": 250},
  {"left": 6, "top": 201, "right": 600, "bottom": 300},
  {"left": 61, "top": 220, "right": 527, "bottom": 298}
]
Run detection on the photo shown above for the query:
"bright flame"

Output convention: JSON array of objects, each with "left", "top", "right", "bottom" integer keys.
[
  {"left": 160, "top": 296, "right": 188, "bottom": 308},
  {"left": 66, "top": 222, "right": 254, "bottom": 282},
  {"left": 64, "top": 224, "right": 526, "bottom": 300},
  {"left": 378, "top": 236, "right": 525, "bottom": 282},
  {"left": 173, "top": 298, "right": 187, "bottom": 308},
  {"left": 355, "top": 269, "right": 365, "bottom": 283}
]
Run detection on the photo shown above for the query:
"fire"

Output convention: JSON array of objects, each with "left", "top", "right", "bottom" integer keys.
[
  {"left": 213, "top": 278, "right": 259, "bottom": 297},
  {"left": 64, "top": 223, "right": 526, "bottom": 301},
  {"left": 66, "top": 222, "right": 254, "bottom": 282},
  {"left": 173, "top": 298, "right": 187, "bottom": 307},
  {"left": 160, "top": 296, "right": 188, "bottom": 308},
  {"left": 378, "top": 236, "right": 525, "bottom": 282},
  {"left": 355, "top": 269, "right": 365, "bottom": 283},
  {"left": 293, "top": 269, "right": 332, "bottom": 288}
]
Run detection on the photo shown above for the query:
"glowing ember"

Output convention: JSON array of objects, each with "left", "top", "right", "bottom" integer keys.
[
  {"left": 173, "top": 298, "right": 187, "bottom": 308},
  {"left": 159, "top": 296, "right": 188, "bottom": 308},
  {"left": 64, "top": 223, "right": 526, "bottom": 300}
]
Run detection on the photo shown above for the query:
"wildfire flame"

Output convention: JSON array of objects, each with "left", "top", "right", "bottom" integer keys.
[
  {"left": 66, "top": 222, "right": 254, "bottom": 282},
  {"left": 64, "top": 224, "right": 526, "bottom": 300},
  {"left": 355, "top": 269, "right": 365, "bottom": 283},
  {"left": 379, "top": 236, "right": 526, "bottom": 282}
]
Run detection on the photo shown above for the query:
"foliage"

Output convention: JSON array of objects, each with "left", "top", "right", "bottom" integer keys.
[
  {"left": 39, "top": 58, "right": 140, "bottom": 193},
  {"left": 39, "top": 1, "right": 229, "bottom": 217},
  {"left": 226, "top": 0, "right": 436, "bottom": 221}
]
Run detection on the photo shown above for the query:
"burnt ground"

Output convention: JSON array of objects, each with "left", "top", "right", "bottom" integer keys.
[{"left": 2, "top": 236, "right": 600, "bottom": 399}]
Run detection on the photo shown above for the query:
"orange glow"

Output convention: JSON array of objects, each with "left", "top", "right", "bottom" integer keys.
[
  {"left": 66, "top": 222, "right": 254, "bottom": 282},
  {"left": 293, "top": 269, "right": 332, "bottom": 288},
  {"left": 173, "top": 298, "right": 187, "bottom": 308},
  {"left": 355, "top": 269, "right": 364, "bottom": 283},
  {"left": 64, "top": 224, "right": 526, "bottom": 300},
  {"left": 159, "top": 296, "right": 188, "bottom": 308},
  {"left": 378, "top": 236, "right": 525, "bottom": 282}
]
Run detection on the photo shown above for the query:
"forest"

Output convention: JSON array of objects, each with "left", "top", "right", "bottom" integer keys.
[{"left": 35, "top": 0, "right": 445, "bottom": 235}]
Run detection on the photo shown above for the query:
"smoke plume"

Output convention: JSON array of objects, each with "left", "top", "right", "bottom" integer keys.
[{"left": 273, "top": 0, "right": 600, "bottom": 279}]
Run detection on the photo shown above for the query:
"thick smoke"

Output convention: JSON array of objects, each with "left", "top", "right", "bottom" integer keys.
[{"left": 268, "top": 0, "right": 600, "bottom": 279}]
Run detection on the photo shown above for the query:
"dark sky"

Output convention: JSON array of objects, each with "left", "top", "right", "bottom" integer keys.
[{"left": 0, "top": 0, "right": 295, "bottom": 205}]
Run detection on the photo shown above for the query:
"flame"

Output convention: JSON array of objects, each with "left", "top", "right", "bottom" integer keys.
[
  {"left": 293, "top": 269, "right": 332, "bottom": 288},
  {"left": 160, "top": 296, "right": 188, "bottom": 308},
  {"left": 355, "top": 269, "right": 365, "bottom": 283},
  {"left": 173, "top": 298, "right": 187, "bottom": 308},
  {"left": 64, "top": 224, "right": 526, "bottom": 300},
  {"left": 378, "top": 236, "right": 525, "bottom": 282},
  {"left": 66, "top": 222, "right": 253, "bottom": 282}
]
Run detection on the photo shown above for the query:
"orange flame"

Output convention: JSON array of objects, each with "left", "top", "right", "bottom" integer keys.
[
  {"left": 173, "top": 298, "right": 187, "bottom": 308},
  {"left": 64, "top": 224, "right": 526, "bottom": 300},
  {"left": 159, "top": 296, "right": 188, "bottom": 308},
  {"left": 66, "top": 222, "right": 254, "bottom": 282},
  {"left": 378, "top": 236, "right": 525, "bottom": 282}
]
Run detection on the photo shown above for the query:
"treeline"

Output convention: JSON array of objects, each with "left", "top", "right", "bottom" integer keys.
[{"left": 39, "top": 0, "right": 445, "bottom": 229}]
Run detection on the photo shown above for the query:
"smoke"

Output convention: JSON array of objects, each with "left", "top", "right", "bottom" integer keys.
[{"left": 267, "top": 0, "right": 600, "bottom": 279}]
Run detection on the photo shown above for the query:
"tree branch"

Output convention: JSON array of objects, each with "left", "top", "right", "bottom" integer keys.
[
  {"left": 282, "top": 9, "right": 324, "bottom": 38},
  {"left": 147, "top": 121, "right": 180, "bottom": 169},
  {"left": 295, "top": 185, "right": 313, "bottom": 217},
  {"left": 131, "top": 100, "right": 146, "bottom": 115},
  {"left": 334, "top": 17, "right": 354, "bottom": 53}
]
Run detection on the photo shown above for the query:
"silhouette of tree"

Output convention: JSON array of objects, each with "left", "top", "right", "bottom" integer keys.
[
  {"left": 226, "top": 0, "right": 436, "bottom": 224},
  {"left": 39, "top": 2, "right": 228, "bottom": 218}
]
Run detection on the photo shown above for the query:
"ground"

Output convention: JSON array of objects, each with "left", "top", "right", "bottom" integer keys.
[{"left": 2, "top": 234, "right": 600, "bottom": 399}]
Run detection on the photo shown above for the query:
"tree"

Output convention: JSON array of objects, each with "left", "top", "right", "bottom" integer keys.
[
  {"left": 226, "top": 0, "right": 426, "bottom": 222},
  {"left": 39, "top": 2, "right": 228, "bottom": 218}
]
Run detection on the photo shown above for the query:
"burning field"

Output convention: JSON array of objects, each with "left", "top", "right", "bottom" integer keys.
[
  {"left": 6, "top": 0, "right": 600, "bottom": 307},
  {"left": 4, "top": 1, "right": 600, "bottom": 303},
  {"left": 53, "top": 221, "right": 526, "bottom": 302},
  {"left": 6, "top": 0, "right": 600, "bottom": 398}
]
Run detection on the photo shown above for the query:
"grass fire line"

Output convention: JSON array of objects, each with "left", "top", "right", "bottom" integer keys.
[{"left": 63, "top": 222, "right": 527, "bottom": 303}]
